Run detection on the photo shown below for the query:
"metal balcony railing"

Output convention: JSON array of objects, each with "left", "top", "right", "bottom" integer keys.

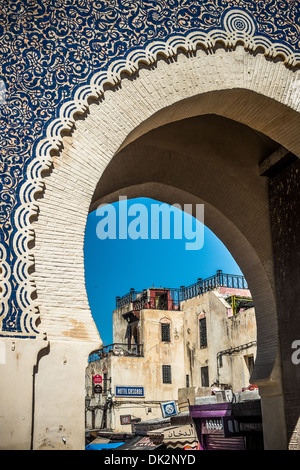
[
  {"left": 88, "top": 343, "right": 144, "bottom": 362},
  {"left": 116, "top": 287, "right": 181, "bottom": 311},
  {"left": 116, "top": 289, "right": 141, "bottom": 308},
  {"left": 115, "top": 271, "right": 249, "bottom": 309},
  {"left": 180, "top": 271, "right": 248, "bottom": 302}
]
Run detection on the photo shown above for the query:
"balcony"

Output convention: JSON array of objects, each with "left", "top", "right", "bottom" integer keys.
[
  {"left": 115, "top": 271, "right": 249, "bottom": 310},
  {"left": 88, "top": 343, "right": 144, "bottom": 362},
  {"left": 116, "top": 287, "right": 181, "bottom": 312}
]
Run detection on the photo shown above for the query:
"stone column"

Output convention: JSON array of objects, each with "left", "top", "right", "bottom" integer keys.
[
  {"left": 32, "top": 339, "right": 98, "bottom": 450},
  {"left": 268, "top": 156, "right": 300, "bottom": 450},
  {"left": 0, "top": 337, "right": 48, "bottom": 450}
]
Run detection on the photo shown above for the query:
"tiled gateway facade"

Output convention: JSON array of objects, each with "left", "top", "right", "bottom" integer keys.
[{"left": 1, "top": 1, "right": 300, "bottom": 450}]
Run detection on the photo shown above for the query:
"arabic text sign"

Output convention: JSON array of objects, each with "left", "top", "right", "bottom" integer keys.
[
  {"left": 115, "top": 386, "right": 144, "bottom": 397},
  {"left": 166, "top": 425, "right": 196, "bottom": 439}
]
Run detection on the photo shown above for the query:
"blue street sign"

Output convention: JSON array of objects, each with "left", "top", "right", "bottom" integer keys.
[
  {"left": 161, "top": 401, "right": 177, "bottom": 418},
  {"left": 115, "top": 386, "right": 144, "bottom": 397}
]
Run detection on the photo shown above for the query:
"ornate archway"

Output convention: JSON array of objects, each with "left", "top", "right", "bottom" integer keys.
[
  {"left": 33, "top": 46, "right": 299, "bottom": 449},
  {"left": 1, "top": 2, "right": 300, "bottom": 450}
]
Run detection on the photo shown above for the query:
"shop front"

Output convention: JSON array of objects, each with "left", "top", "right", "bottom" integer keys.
[{"left": 190, "top": 399, "right": 263, "bottom": 450}]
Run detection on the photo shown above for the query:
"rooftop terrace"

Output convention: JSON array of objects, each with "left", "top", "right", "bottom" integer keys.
[{"left": 116, "top": 270, "right": 250, "bottom": 311}]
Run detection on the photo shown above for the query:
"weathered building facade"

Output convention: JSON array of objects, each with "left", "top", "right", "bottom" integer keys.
[
  {"left": 1, "top": 1, "right": 300, "bottom": 449},
  {"left": 180, "top": 282, "right": 256, "bottom": 407},
  {"left": 86, "top": 273, "right": 257, "bottom": 434},
  {"left": 86, "top": 287, "right": 186, "bottom": 433}
]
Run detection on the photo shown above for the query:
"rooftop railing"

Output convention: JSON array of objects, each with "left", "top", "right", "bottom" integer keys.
[
  {"left": 115, "top": 271, "right": 249, "bottom": 309},
  {"left": 116, "top": 289, "right": 141, "bottom": 308},
  {"left": 180, "top": 271, "right": 248, "bottom": 302}
]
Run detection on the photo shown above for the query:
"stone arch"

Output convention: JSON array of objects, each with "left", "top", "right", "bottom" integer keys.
[
  {"left": 23, "top": 44, "right": 300, "bottom": 449},
  {"left": 31, "top": 45, "right": 299, "bottom": 354},
  {"left": 160, "top": 316, "right": 172, "bottom": 323},
  {"left": 9, "top": 31, "right": 300, "bottom": 345}
]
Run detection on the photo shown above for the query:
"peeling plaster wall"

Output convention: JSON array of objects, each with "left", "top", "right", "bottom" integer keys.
[{"left": 181, "top": 289, "right": 257, "bottom": 394}]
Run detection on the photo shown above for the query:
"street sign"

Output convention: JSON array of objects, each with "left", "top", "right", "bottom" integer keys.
[
  {"left": 93, "top": 374, "right": 102, "bottom": 384},
  {"left": 120, "top": 415, "right": 131, "bottom": 425},
  {"left": 161, "top": 400, "right": 177, "bottom": 418},
  {"left": 115, "top": 386, "right": 144, "bottom": 397}
]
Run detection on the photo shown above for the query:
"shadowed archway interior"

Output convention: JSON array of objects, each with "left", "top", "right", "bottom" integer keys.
[
  {"left": 88, "top": 111, "right": 281, "bottom": 387},
  {"left": 90, "top": 113, "right": 280, "bottom": 210}
]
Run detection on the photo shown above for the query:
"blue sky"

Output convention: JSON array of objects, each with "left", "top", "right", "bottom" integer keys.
[{"left": 84, "top": 198, "right": 243, "bottom": 345}]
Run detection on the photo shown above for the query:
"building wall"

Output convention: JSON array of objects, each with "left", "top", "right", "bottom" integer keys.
[
  {"left": 139, "top": 308, "right": 185, "bottom": 400},
  {"left": 86, "top": 307, "right": 186, "bottom": 432},
  {"left": 86, "top": 287, "right": 257, "bottom": 433},
  {"left": 179, "top": 288, "right": 257, "bottom": 408},
  {"left": 112, "top": 304, "right": 134, "bottom": 344}
]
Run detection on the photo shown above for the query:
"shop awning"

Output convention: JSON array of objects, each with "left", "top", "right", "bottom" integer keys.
[
  {"left": 116, "top": 435, "right": 162, "bottom": 450},
  {"left": 86, "top": 441, "right": 125, "bottom": 450},
  {"left": 148, "top": 424, "right": 199, "bottom": 449}
]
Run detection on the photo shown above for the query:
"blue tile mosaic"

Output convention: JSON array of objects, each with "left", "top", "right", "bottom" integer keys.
[{"left": 0, "top": 0, "right": 299, "bottom": 338}]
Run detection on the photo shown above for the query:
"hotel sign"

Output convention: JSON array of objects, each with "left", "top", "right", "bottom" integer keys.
[{"left": 115, "top": 386, "right": 144, "bottom": 397}]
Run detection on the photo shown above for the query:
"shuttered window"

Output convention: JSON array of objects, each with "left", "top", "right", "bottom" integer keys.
[
  {"left": 186, "top": 374, "right": 190, "bottom": 388},
  {"left": 161, "top": 323, "right": 171, "bottom": 342},
  {"left": 201, "top": 366, "right": 209, "bottom": 387},
  {"left": 162, "top": 365, "right": 172, "bottom": 384},
  {"left": 204, "top": 435, "right": 246, "bottom": 450},
  {"left": 199, "top": 317, "right": 207, "bottom": 348}
]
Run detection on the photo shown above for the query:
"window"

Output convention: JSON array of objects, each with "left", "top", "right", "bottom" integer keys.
[
  {"left": 245, "top": 354, "right": 254, "bottom": 375},
  {"left": 201, "top": 366, "right": 209, "bottom": 387},
  {"left": 186, "top": 374, "right": 190, "bottom": 388},
  {"left": 103, "top": 373, "right": 108, "bottom": 393},
  {"left": 199, "top": 317, "right": 207, "bottom": 348},
  {"left": 162, "top": 365, "right": 172, "bottom": 384},
  {"left": 127, "top": 324, "right": 131, "bottom": 349},
  {"left": 161, "top": 323, "right": 171, "bottom": 342}
]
